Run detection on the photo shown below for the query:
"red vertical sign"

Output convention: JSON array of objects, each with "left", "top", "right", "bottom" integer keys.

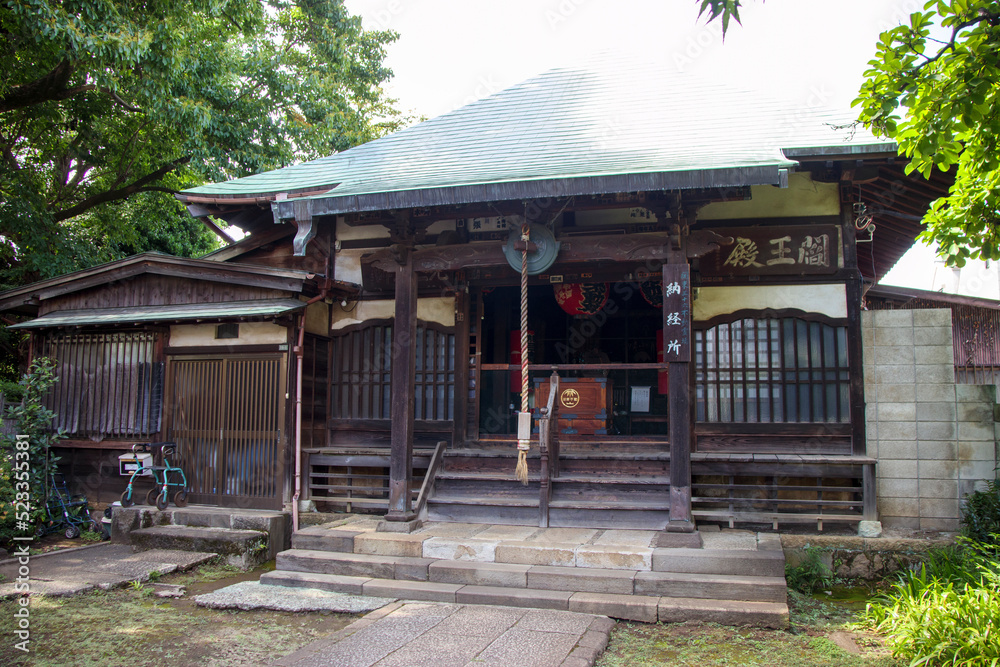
[{"left": 661, "top": 265, "right": 690, "bottom": 363}]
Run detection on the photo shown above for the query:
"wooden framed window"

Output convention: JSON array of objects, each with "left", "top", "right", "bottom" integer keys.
[
  {"left": 39, "top": 331, "right": 163, "bottom": 437},
  {"left": 694, "top": 316, "right": 849, "bottom": 423},
  {"left": 331, "top": 320, "right": 455, "bottom": 421}
]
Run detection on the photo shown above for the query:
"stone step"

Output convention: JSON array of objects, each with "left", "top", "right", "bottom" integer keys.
[
  {"left": 273, "top": 549, "right": 786, "bottom": 602},
  {"left": 111, "top": 506, "right": 291, "bottom": 562},
  {"left": 652, "top": 548, "right": 786, "bottom": 577},
  {"left": 286, "top": 532, "right": 785, "bottom": 577},
  {"left": 259, "top": 570, "right": 788, "bottom": 628},
  {"left": 130, "top": 525, "right": 269, "bottom": 569},
  {"left": 277, "top": 549, "right": 434, "bottom": 581}
]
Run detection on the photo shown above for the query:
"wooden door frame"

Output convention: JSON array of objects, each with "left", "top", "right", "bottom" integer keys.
[{"left": 164, "top": 351, "right": 288, "bottom": 510}]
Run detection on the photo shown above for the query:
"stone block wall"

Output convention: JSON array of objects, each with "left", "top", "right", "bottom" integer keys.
[{"left": 862, "top": 308, "right": 998, "bottom": 532}]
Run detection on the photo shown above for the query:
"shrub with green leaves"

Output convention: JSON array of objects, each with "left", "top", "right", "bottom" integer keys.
[
  {"left": 785, "top": 546, "right": 833, "bottom": 594},
  {"left": 0, "top": 358, "right": 66, "bottom": 548},
  {"left": 962, "top": 478, "right": 1000, "bottom": 545},
  {"left": 864, "top": 540, "right": 1000, "bottom": 666}
]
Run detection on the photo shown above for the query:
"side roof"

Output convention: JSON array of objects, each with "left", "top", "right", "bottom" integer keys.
[{"left": 0, "top": 252, "right": 356, "bottom": 317}]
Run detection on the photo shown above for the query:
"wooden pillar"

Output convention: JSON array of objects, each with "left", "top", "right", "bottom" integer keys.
[
  {"left": 841, "top": 189, "right": 869, "bottom": 457},
  {"left": 453, "top": 286, "right": 469, "bottom": 446},
  {"left": 387, "top": 247, "right": 418, "bottom": 521},
  {"left": 663, "top": 258, "right": 696, "bottom": 532}
]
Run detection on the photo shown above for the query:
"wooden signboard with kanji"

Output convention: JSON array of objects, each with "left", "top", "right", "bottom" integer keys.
[
  {"left": 704, "top": 224, "right": 841, "bottom": 277},
  {"left": 661, "top": 264, "right": 690, "bottom": 363}
]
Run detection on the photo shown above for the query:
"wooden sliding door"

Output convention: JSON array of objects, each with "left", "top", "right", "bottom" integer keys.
[{"left": 165, "top": 354, "right": 287, "bottom": 509}]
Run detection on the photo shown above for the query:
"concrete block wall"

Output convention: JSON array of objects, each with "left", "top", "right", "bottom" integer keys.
[{"left": 862, "top": 308, "right": 999, "bottom": 532}]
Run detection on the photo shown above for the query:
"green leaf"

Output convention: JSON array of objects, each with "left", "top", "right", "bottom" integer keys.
[{"left": 0, "top": 0, "right": 411, "bottom": 288}]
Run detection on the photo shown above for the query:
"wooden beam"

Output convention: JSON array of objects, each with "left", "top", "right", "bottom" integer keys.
[
  {"left": 199, "top": 216, "right": 234, "bottom": 245},
  {"left": 362, "top": 231, "right": 733, "bottom": 275},
  {"left": 386, "top": 242, "right": 418, "bottom": 521},
  {"left": 207, "top": 224, "right": 296, "bottom": 262}
]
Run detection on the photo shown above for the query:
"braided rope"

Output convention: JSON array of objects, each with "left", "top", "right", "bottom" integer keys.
[{"left": 515, "top": 223, "right": 530, "bottom": 484}]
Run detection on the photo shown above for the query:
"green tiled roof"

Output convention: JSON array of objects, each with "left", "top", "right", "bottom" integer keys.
[
  {"left": 182, "top": 56, "right": 887, "bottom": 214},
  {"left": 10, "top": 299, "right": 306, "bottom": 329}
]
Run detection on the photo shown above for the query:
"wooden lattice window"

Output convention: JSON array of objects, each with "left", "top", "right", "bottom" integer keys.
[
  {"left": 694, "top": 316, "right": 849, "bottom": 423},
  {"left": 331, "top": 321, "right": 455, "bottom": 421},
  {"left": 39, "top": 331, "right": 163, "bottom": 437}
]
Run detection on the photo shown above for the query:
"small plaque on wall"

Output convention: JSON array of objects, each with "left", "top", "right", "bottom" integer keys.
[{"left": 631, "top": 386, "right": 651, "bottom": 412}]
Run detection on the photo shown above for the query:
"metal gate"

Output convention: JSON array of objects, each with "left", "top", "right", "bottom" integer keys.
[{"left": 165, "top": 355, "right": 286, "bottom": 510}]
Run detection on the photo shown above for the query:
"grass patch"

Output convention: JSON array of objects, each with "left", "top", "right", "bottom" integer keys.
[
  {"left": 0, "top": 562, "right": 355, "bottom": 667},
  {"left": 597, "top": 621, "right": 901, "bottom": 667},
  {"left": 598, "top": 587, "right": 900, "bottom": 667}
]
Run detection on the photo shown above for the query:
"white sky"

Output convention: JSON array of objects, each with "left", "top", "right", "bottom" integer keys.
[{"left": 343, "top": 0, "right": 972, "bottom": 295}]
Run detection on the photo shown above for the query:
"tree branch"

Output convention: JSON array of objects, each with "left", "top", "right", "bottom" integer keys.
[
  {"left": 101, "top": 87, "right": 142, "bottom": 113},
  {"left": 0, "top": 58, "right": 142, "bottom": 114},
  {"left": 52, "top": 157, "right": 191, "bottom": 222},
  {"left": 0, "top": 59, "right": 95, "bottom": 113}
]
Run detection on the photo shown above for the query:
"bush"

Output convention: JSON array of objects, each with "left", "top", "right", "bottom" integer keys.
[
  {"left": 961, "top": 478, "right": 1000, "bottom": 545},
  {"left": 785, "top": 546, "right": 833, "bottom": 594},
  {"left": 0, "top": 358, "right": 65, "bottom": 549},
  {"left": 0, "top": 378, "right": 23, "bottom": 403},
  {"left": 864, "top": 541, "right": 1000, "bottom": 666}
]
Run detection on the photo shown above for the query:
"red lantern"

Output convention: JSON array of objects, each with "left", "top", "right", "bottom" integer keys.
[
  {"left": 553, "top": 283, "right": 609, "bottom": 316},
  {"left": 640, "top": 280, "right": 663, "bottom": 308}
]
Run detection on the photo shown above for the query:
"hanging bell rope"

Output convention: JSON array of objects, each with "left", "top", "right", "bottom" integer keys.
[{"left": 515, "top": 223, "right": 531, "bottom": 485}]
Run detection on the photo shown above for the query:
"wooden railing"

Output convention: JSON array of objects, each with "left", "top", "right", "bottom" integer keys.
[
  {"left": 414, "top": 440, "right": 446, "bottom": 518},
  {"left": 538, "top": 371, "right": 560, "bottom": 527}
]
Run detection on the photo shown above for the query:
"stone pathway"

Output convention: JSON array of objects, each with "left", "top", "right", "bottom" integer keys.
[
  {"left": 275, "top": 601, "right": 614, "bottom": 667},
  {"left": 0, "top": 543, "right": 215, "bottom": 598}
]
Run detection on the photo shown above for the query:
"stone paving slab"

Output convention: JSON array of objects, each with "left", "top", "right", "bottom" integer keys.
[
  {"left": 575, "top": 545, "right": 652, "bottom": 570},
  {"left": 0, "top": 543, "right": 216, "bottom": 598},
  {"left": 195, "top": 580, "right": 395, "bottom": 613},
  {"left": 495, "top": 542, "right": 579, "bottom": 567},
  {"left": 522, "top": 528, "right": 599, "bottom": 544},
  {"left": 423, "top": 536, "right": 499, "bottom": 561},
  {"left": 417, "top": 522, "right": 490, "bottom": 539},
  {"left": 277, "top": 601, "right": 614, "bottom": 667},
  {"left": 701, "top": 530, "right": 759, "bottom": 550},
  {"left": 354, "top": 532, "right": 426, "bottom": 557},
  {"left": 592, "top": 529, "right": 656, "bottom": 547},
  {"left": 474, "top": 525, "right": 541, "bottom": 541},
  {"left": 430, "top": 560, "right": 531, "bottom": 587}
]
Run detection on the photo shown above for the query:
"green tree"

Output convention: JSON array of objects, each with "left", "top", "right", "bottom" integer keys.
[
  {"left": 699, "top": 0, "right": 1000, "bottom": 267},
  {"left": 0, "top": 0, "right": 406, "bottom": 288},
  {"left": 855, "top": 0, "right": 1000, "bottom": 267}
]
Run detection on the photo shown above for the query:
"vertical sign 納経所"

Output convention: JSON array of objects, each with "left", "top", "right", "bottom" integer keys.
[{"left": 661, "top": 265, "right": 690, "bottom": 363}]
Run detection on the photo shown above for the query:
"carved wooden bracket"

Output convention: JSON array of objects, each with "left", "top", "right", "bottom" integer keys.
[
  {"left": 271, "top": 199, "right": 318, "bottom": 257},
  {"left": 292, "top": 217, "right": 317, "bottom": 256},
  {"left": 687, "top": 229, "right": 734, "bottom": 259},
  {"left": 389, "top": 243, "right": 409, "bottom": 266}
]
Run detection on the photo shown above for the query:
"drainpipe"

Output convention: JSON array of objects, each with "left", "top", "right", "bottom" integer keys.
[{"left": 292, "top": 288, "right": 330, "bottom": 533}]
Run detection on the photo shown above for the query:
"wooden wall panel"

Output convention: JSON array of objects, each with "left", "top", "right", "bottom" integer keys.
[{"left": 41, "top": 275, "right": 290, "bottom": 313}]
